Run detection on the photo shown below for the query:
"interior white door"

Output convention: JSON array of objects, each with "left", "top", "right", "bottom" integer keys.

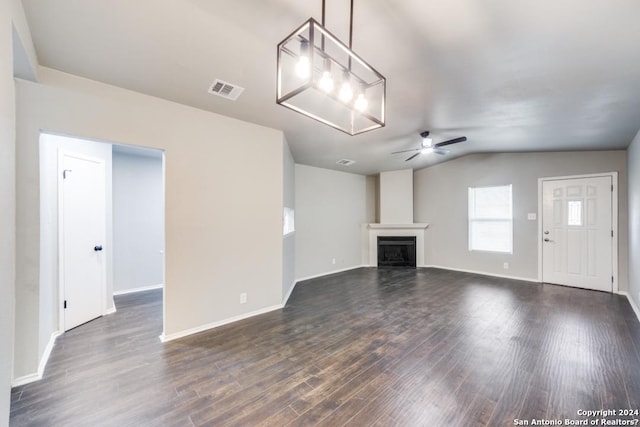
[
  {"left": 61, "top": 152, "right": 106, "bottom": 330},
  {"left": 542, "top": 176, "right": 613, "bottom": 292}
]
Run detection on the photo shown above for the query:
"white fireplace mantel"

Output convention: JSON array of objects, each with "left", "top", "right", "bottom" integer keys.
[
  {"left": 368, "top": 223, "right": 429, "bottom": 230},
  {"left": 366, "top": 223, "right": 429, "bottom": 267}
]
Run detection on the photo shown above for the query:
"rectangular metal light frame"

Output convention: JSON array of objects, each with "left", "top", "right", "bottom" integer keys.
[{"left": 277, "top": 18, "right": 386, "bottom": 136}]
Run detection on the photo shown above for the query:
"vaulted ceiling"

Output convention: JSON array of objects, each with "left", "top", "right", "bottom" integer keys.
[{"left": 21, "top": 0, "right": 640, "bottom": 174}]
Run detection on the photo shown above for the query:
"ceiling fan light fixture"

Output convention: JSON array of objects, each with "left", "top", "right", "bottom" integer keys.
[
  {"left": 276, "top": 0, "right": 386, "bottom": 136},
  {"left": 420, "top": 131, "right": 432, "bottom": 148},
  {"left": 395, "top": 131, "right": 468, "bottom": 161}
]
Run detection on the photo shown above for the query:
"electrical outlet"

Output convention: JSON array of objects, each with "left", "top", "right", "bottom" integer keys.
[
  {"left": 240, "top": 293, "right": 247, "bottom": 304},
  {"left": 332, "top": 258, "right": 336, "bottom": 265},
  {"left": 503, "top": 262, "right": 509, "bottom": 270}
]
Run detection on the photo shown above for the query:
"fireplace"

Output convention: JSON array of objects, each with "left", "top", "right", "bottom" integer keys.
[{"left": 377, "top": 236, "right": 416, "bottom": 268}]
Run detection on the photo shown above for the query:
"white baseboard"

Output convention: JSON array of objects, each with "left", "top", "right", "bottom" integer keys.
[
  {"left": 113, "top": 284, "right": 164, "bottom": 296},
  {"left": 295, "top": 264, "right": 368, "bottom": 284},
  {"left": 38, "top": 331, "right": 62, "bottom": 377},
  {"left": 160, "top": 265, "right": 362, "bottom": 343},
  {"left": 282, "top": 280, "right": 297, "bottom": 306},
  {"left": 619, "top": 291, "right": 640, "bottom": 323},
  {"left": 159, "top": 304, "right": 283, "bottom": 343},
  {"left": 12, "top": 373, "right": 40, "bottom": 388},
  {"left": 105, "top": 303, "right": 117, "bottom": 315},
  {"left": 422, "top": 265, "right": 538, "bottom": 283},
  {"left": 282, "top": 265, "right": 370, "bottom": 307},
  {"left": 12, "top": 330, "right": 62, "bottom": 388}
]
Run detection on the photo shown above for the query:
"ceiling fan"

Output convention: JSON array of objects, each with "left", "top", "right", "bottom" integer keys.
[{"left": 392, "top": 131, "right": 467, "bottom": 161}]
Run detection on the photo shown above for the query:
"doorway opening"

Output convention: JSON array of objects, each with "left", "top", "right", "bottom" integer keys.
[{"left": 39, "top": 133, "right": 165, "bottom": 335}]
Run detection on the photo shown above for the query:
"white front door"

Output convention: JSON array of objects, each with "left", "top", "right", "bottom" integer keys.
[
  {"left": 541, "top": 175, "right": 613, "bottom": 292},
  {"left": 60, "top": 152, "right": 106, "bottom": 330}
]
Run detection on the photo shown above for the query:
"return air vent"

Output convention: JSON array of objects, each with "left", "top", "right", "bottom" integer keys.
[
  {"left": 208, "top": 79, "right": 244, "bottom": 101},
  {"left": 336, "top": 159, "right": 355, "bottom": 166}
]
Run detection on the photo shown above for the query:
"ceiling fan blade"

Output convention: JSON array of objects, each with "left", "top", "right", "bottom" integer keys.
[
  {"left": 392, "top": 148, "right": 420, "bottom": 154},
  {"left": 433, "top": 148, "right": 449, "bottom": 156},
  {"left": 435, "top": 136, "right": 467, "bottom": 148},
  {"left": 405, "top": 152, "right": 421, "bottom": 161}
]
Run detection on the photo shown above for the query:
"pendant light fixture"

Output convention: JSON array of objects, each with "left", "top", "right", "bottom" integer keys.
[{"left": 276, "top": 0, "right": 386, "bottom": 136}]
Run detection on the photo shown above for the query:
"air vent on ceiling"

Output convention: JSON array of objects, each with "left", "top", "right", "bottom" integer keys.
[
  {"left": 336, "top": 159, "right": 356, "bottom": 166},
  {"left": 208, "top": 79, "right": 245, "bottom": 101}
]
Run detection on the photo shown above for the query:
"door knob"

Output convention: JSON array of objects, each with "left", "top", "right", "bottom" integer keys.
[
  {"left": 544, "top": 231, "right": 550, "bottom": 235},
  {"left": 94, "top": 245, "right": 103, "bottom": 251},
  {"left": 544, "top": 238, "right": 553, "bottom": 242}
]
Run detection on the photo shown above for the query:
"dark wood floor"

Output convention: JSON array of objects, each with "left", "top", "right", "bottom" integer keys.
[{"left": 10, "top": 268, "right": 640, "bottom": 426}]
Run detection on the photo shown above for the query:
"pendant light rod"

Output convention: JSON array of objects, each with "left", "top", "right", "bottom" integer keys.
[
  {"left": 348, "top": 0, "right": 353, "bottom": 70},
  {"left": 319, "top": 0, "right": 353, "bottom": 64},
  {"left": 349, "top": 0, "right": 353, "bottom": 49},
  {"left": 321, "top": 0, "right": 326, "bottom": 50}
]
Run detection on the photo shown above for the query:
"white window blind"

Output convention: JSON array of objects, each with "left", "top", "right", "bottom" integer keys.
[{"left": 468, "top": 185, "right": 513, "bottom": 253}]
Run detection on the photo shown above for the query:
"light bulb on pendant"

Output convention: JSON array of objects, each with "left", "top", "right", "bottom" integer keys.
[
  {"left": 318, "top": 58, "right": 334, "bottom": 93},
  {"left": 295, "top": 40, "right": 310, "bottom": 79},
  {"left": 339, "top": 71, "right": 353, "bottom": 103},
  {"left": 354, "top": 90, "right": 368, "bottom": 112}
]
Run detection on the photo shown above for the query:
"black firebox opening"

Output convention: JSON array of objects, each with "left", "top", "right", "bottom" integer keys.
[{"left": 377, "top": 236, "right": 416, "bottom": 269}]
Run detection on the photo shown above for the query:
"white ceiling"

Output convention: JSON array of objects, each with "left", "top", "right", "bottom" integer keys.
[{"left": 21, "top": 0, "right": 640, "bottom": 175}]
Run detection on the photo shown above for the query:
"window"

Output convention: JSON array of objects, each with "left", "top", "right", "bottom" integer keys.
[
  {"left": 283, "top": 207, "right": 295, "bottom": 236},
  {"left": 567, "top": 200, "right": 583, "bottom": 226},
  {"left": 468, "top": 185, "right": 513, "bottom": 253}
]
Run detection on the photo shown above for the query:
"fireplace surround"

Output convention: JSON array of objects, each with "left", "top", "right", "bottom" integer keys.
[{"left": 367, "top": 223, "right": 428, "bottom": 268}]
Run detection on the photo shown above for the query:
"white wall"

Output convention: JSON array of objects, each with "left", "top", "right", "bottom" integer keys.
[
  {"left": 282, "top": 138, "right": 295, "bottom": 303},
  {"left": 366, "top": 175, "right": 379, "bottom": 223},
  {"left": 113, "top": 148, "right": 164, "bottom": 293},
  {"left": 295, "top": 164, "right": 368, "bottom": 280},
  {"left": 628, "top": 131, "right": 640, "bottom": 309},
  {"left": 15, "top": 67, "right": 285, "bottom": 377},
  {"left": 379, "top": 169, "right": 413, "bottom": 224},
  {"left": 414, "top": 151, "right": 628, "bottom": 287},
  {"left": 9, "top": 0, "right": 37, "bottom": 82},
  {"left": 1, "top": 0, "right": 16, "bottom": 422}
]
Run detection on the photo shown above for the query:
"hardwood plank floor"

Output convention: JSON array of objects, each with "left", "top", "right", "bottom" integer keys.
[{"left": 10, "top": 268, "right": 640, "bottom": 426}]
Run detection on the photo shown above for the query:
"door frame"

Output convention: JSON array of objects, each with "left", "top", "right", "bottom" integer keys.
[
  {"left": 537, "top": 172, "right": 618, "bottom": 293},
  {"left": 57, "top": 149, "right": 108, "bottom": 331}
]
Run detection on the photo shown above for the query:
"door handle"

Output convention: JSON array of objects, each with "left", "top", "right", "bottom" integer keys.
[
  {"left": 94, "top": 245, "right": 103, "bottom": 252},
  {"left": 543, "top": 238, "right": 553, "bottom": 242},
  {"left": 544, "top": 231, "right": 550, "bottom": 235}
]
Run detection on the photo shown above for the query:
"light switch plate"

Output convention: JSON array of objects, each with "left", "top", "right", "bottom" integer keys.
[{"left": 527, "top": 213, "right": 537, "bottom": 220}]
